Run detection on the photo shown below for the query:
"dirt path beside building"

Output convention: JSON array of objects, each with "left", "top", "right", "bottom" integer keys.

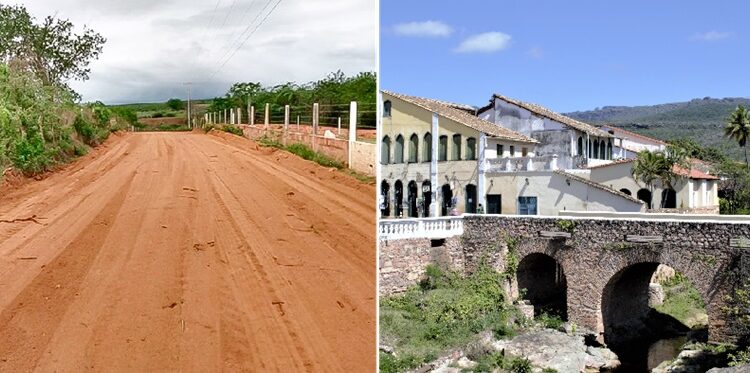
[{"left": 0, "top": 131, "right": 375, "bottom": 372}]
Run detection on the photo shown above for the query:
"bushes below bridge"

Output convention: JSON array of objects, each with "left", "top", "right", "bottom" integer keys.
[{"left": 379, "top": 261, "right": 520, "bottom": 372}]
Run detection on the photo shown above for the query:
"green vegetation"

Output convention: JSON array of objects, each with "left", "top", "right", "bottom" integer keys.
[
  {"left": 0, "top": 5, "right": 132, "bottom": 177},
  {"left": 379, "top": 262, "right": 516, "bottom": 372},
  {"left": 655, "top": 272, "right": 706, "bottom": 327},
  {"left": 631, "top": 145, "right": 687, "bottom": 208},
  {"left": 166, "top": 98, "right": 185, "bottom": 111},
  {"left": 556, "top": 220, "right": 576, "bottom": 233},
  {"left": 210, "top": 71, "right": 376, "bottom": 128},
  {"left": 724, "top": 105, "right": 750, "bottom": 166},
  {"left": 0, "top": 4, "right": 105, "bottom": 98},
  {"left": 723, "top": 278, "right": 750, "bottom": 366},
  {"left": 536, "top": 312, "right": 564, "bottom": 330},
  {"left": 503, "top": 238, "right": 519, "bottom": 278},
  {"left": 254, "top": 135, "right": 345, "bottom": 169},
  {"left": 469, "top": 352, "right": 533, "bottom": 373}
]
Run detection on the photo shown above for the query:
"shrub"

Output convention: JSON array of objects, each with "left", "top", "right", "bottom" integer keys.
[
  {"left": 221, "top": 125, "right": 243, "bottom": 136},
  {"left": 12, "top": 135, "right": 53, "bottom": 174},
  {"left": 379, "top": 260, "right": 512, "bottom": 372}
]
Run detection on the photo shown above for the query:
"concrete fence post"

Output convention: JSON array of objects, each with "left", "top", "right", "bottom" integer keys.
[
  {"left": 224, "top": 109, "right": 227, "bottom": 124},
  {"left": 264, "top": 103, "right": 270, "bottom": 132},
  {"left": 284, "top": 105, "right": 290, "bottom": 146},
  {"left": 348, "top": 101, "right": 357, "bottom": 167},
  {"left": 237, "top": 107, "right": 242, "bottom": 125},
  {"left": 297, "top": 115, "right": 300, "bottom": 130},
  {"left": 250, "top": 106, "right": 255, "bottom": 126},
  {"left": 247, "top": 103, "right": 251, "bottom": 125},
  {"left": 284, "top": 105, "right": 290, "bottom": 130},
  {"left": 337, "top": 117, "right": 341, "bottom": 135},
  {"left": 312, "top": 103, "right": 319, "bottom": 151},
  {"left": 230, "top": 109, "right": 234, "bottom": 125}
]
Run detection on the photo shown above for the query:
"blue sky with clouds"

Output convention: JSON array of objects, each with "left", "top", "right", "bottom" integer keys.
[{"left": 380, "top": 0, "right": 750, "bottom": 112}]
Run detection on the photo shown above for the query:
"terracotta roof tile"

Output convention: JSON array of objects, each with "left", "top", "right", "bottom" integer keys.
[
  {"left": 383, "top": 91, "right": 537, "bottom": 143},
  {"left": 601, "top": 126, "right": 666, "bottom": 145},
  {"left": 489, "top": 94, "right": 613, "bottom": 138},
  {"left": 673, "top": 165, "right": 718, "bottom": 180}
]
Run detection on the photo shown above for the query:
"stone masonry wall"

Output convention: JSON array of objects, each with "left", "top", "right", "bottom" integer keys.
[
  {"left": 379, "top": 237, "right": 464, "bottom": 295},
  {"left": 460, "top": 215, "right": 750, "bottom": 343}
]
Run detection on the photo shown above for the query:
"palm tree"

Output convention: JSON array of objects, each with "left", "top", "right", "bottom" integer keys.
[
  {"left": 632, "top": 150, "right": 668, "bottom": 209},
  {"left": 725, "top": 105, "right": 750, "bottom": 166}
]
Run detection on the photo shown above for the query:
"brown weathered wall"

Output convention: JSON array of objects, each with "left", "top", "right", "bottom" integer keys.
[{"left": 379, "top": 237, "right": 464, "bottom": 295}]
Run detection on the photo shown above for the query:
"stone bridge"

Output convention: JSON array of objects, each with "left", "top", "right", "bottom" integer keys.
[{"left": 379, "top": 214, "right": 750, "bottom": 347}]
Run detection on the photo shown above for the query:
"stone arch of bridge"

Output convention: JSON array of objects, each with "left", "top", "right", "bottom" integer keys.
[
  {"left": 512, "top": 239, "right": 573, "bottom": 320},
  {"left": 595, "top": 252, "right": 728, "bottom": 349}
]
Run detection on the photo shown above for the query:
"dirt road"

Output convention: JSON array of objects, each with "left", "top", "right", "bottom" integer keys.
[{"left": 0, "top": 131, "right": 375, "bottom": 372}]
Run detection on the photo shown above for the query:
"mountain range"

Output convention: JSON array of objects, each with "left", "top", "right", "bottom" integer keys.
[{"left": 565, "top": 97, "right": 750, "bottom": 160}]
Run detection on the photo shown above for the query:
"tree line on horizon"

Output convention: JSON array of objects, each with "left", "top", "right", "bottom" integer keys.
[{"left": 206, "top": 70, "right": 377, "bottom": 128}]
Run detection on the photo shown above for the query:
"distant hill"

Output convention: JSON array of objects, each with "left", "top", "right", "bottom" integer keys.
[{"left": 565, "top": 97, "right": 750, "bottom": 160}]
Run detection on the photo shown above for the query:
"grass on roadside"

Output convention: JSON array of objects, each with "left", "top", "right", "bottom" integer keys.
[{"left": 254, "top": 135, "right": 374, "bottom": 183}]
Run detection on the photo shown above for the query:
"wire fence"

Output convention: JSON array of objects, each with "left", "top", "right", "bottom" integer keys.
[{"left": 205, "top": 102, "right": 377, "bottom": 130}]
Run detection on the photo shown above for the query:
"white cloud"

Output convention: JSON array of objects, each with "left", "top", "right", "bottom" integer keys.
[
  {"left": 3, "top": 0, "right": 376, "bottom": 103},
  {"left": 691, "top": 30, "right": 733, "bottom": 42},
  {"left": 393, "top": 21, "right": 452, "bottom": 37},
  {"left": 454, "top": 32, "right": 511, "bottom": 53}
]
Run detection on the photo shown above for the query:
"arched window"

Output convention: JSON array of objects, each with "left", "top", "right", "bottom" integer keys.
[
  {"left": 620, "top": 188, "right": 632, "bottom": 196},
  {"left": 661, "top": 188, "right": 677, "bottom": 208},
  {"left": 465, "top": 184, "right": 477, "bottom": 213},
  {"left": 452, "top": 134, "right": 462, "bottom": 160},
  {"left": 591, "top": 139, "right": 599, "bottom": 159},
  {"left": 407, "top": 181, "right": 419, "bottom": 217},
  {"left": 637, "top": 188, "right": 652, "bottom": 209},
  {"left": 408, "top": 133, "right": 418, "bottom": 163},
  {"left": 466, "top": 137, "right": 477, "bottom": 160},
  {"left": 607, "top": 140, "right": 613, "bottom": 160},
  {"left": 421, "top": 180, "right": 432, "bottom": 217},
  {"left": 588, "top": 139, "right": 593, "bottom": 158},
  {"left": 423, "top": 132, "right": 432, "bottom": 162},
  {"left": 599, "top": 140, "right": 606, "bottom": 160},
  {"left": 394, "top": 180, "right": 404, "bottom": 217},
  {"left": 380, "top": 181, "right": 391, "bottom": 217},
  {"left": 383, "top": 100, "right": 392, "bottom": 117},
  {"left": 381, "top": 136, "right": 391, "bottom": 164},
  {"left": 394, "top": 135, "right": 404, "bottom": 163},
  {"left": 577, "top": 136, "right": 583, "bottom": 156},
  {"left": 438, "top": 135, "right": 448, "bottom": 161}
]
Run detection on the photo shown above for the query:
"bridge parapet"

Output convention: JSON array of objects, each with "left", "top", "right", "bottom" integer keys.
[{"left": 378, "top": 216, "right": 464, "bottom": 240}]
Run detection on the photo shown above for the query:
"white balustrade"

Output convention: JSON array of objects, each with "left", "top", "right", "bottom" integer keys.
[{"left": 378, "top": 216, "right": 464, "bottom": 240}]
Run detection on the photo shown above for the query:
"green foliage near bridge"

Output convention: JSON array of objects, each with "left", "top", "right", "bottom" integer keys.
[{"left": 379, "top": 261, "right": 517, "bottom": 372}]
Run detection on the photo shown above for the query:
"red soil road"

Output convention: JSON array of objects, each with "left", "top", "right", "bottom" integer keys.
[{"left": 0, "top": 131, "right": 375, "bottom": 372}]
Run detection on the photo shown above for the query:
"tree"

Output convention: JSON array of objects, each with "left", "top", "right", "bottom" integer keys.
[
  {"left": 166, "top": 98, "right": 184, "bottom": 111},
  {"left": 0, "top": 4, "right": 105, "bottom": 98},
  {"left": 632, "top": 151, "right": 665, "bottom": 208},
  {"left": 725, "top": 105, "right": 750, "bottom": 166}
]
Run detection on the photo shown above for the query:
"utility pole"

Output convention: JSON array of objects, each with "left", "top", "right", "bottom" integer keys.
[{"left": 184, "top": 82, "right": 193, "bottom": 129}]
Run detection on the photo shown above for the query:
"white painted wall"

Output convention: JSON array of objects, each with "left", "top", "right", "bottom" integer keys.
[{"left": 485, "top": 171, "right": 644, "bottom": 215}]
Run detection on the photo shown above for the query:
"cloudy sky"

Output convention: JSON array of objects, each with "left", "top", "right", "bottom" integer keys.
[
  {"left": 8, "top": 0, "right": 376, "bottom": 104},
  {"left": 381, "top": 0, "right": 750, "bottom": 112}
]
